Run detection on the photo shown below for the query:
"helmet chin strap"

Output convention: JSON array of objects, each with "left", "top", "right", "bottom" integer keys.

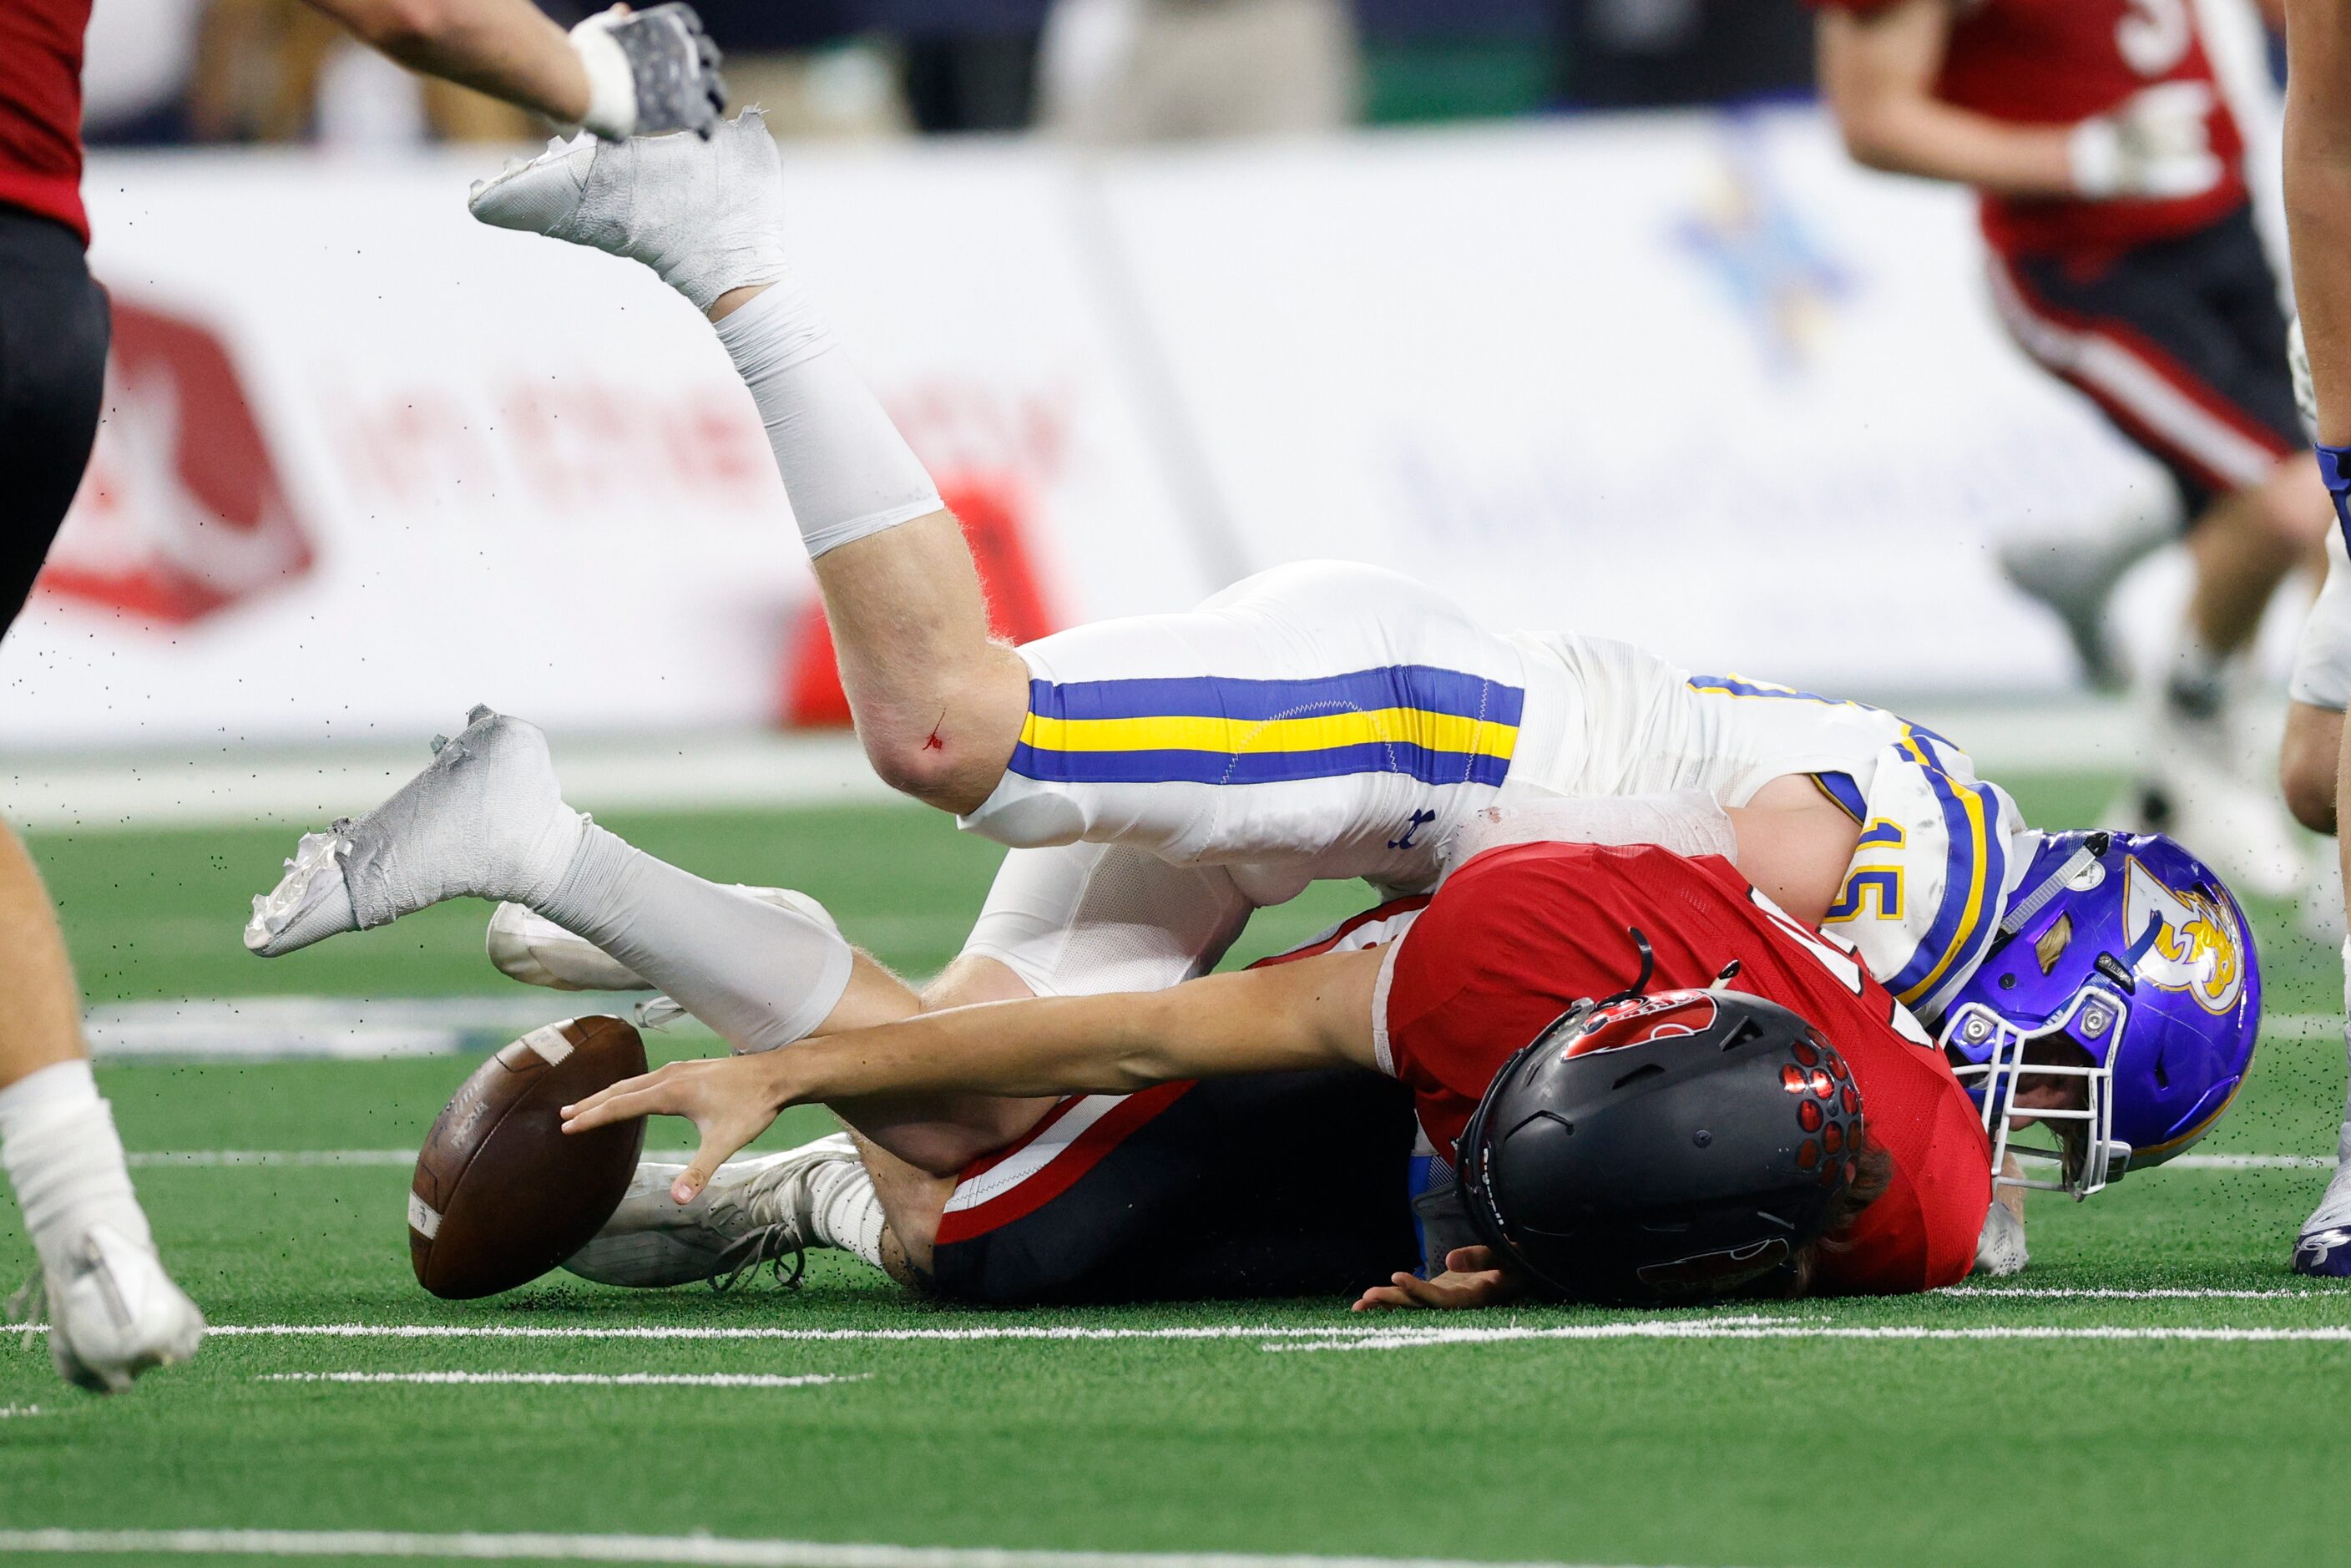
[{"left": 1997, "top": 831, "right": 2111, "bottom": 938}]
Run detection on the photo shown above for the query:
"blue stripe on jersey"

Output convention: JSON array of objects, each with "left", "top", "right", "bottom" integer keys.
[
  {"left": 1813, "top": 771, "right": 1867, "bottom": 822},
  {"left": 1031, "top": 666, "right": 1525, "bottom": 726},
  {"left": 1887, "top": 737, "right": 2008, "bottom": 1014},
  {"left": 1009, "top": 738, "right": 1514, "bottom": 789}
]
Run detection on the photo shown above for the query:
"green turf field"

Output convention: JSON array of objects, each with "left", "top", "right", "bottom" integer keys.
[{"left": 5, "top": 772, "right": 2351, "bottom": 1568}]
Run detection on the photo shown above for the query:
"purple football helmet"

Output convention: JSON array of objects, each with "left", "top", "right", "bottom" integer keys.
[{"left": 1939, "top": 830, "right": 2260, "bottom": 1199}]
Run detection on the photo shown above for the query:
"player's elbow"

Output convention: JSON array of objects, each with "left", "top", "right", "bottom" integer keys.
[{"left": 1832, "top": 107, "right": 1914, "bottom": 176}]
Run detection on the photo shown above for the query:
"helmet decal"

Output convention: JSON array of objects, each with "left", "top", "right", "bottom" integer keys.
[
  {"left": 1564, "top": 992, "right": 1720, "bottom": 1059},
  {"left": 2121, "top": 857, "right": 2246, "bottom": 1015},
  {"left": 2033, "top": 913, "right": 2072, "bottom": 974}
]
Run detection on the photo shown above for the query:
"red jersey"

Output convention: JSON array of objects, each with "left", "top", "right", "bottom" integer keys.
[
  {"left": 1819, "top": 0, "right": 2246, "bottom": 261},
  {"left": 1374, "top": 841, "right": 1992, "bottom": 1294},
  {"left": 0, "top": 0, "right": 92, "bottom": 245}
]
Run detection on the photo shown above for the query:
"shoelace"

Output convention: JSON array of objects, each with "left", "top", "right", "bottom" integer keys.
[
  {"left": 709, "top": 1225, "right": 806, "bottom": 1294},
  {"left": 3, "top": 1266, "right": 45, "bottom": 1349}
]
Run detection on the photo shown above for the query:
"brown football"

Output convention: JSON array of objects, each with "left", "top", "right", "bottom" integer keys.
[{"left": 408, "top": 1014, "right": 648, "bottom": 1299}]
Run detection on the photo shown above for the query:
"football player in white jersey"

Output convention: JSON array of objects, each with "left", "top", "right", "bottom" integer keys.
[
  {"left": 245, "top": 112, "right": 2251, "bottom": 1278},
  {"left": 2276, "top": 0, "right": 2351, "bottom": 1274}
]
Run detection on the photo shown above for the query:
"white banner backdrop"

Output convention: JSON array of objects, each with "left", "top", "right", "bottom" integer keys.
[
  {"left": 8, "top": 144, "right": 1206, "bottom": 748},
  {"left": 3, "top": 109, "right": 2211, "bottom": 750},
  {"left": 1100, "top": 109, "right": 2180, "bottom": 690}
]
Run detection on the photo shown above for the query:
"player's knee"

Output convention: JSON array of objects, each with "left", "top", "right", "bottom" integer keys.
[
  {"left": 2282, "top": 748, "right": 2339, "bottom": 835},
  {"left": 2280, "top": 713, "right": 2342, "bottom": 834},
  {"left": 2247, "top": 459, "right": 2333, "bottom": 549},
  {"left": 860, "top": 730, "right": 994, "bottom": 817}
]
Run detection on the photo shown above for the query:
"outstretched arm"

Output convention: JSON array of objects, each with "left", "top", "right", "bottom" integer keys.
[
  {"left": 301, "top": 0, "right": 724, "bottom": 138},
  {"left": 560, "top": 947, "right": 1387, "bottom": 1201},
  {"left": 1818, "top": 0, "right": 2221, "bottom": 200},
  {"left": 1817, "top": 0, "right": 2072, "bottom": 195}
]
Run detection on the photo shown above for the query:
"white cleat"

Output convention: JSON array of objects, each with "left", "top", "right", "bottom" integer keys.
[
  {"left": 467, "top": 110, "right": 790, "bottom": 312},
  {"left": 563, "top": 1133, "right": 862, "bottom": 1290},
  {"left": 41, "top": 1224, "right": 206, "bottom": 1394},
  {"left": 245, "top": 706, "right": 584, "bottom": 958},
  {"left": 485, "top": 888, "right": 840, "bottom": 993},
  {"left": 2294, "top": 1153, "right": 2351, "bottom": 1277}
]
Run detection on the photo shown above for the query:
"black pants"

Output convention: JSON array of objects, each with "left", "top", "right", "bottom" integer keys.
[
  {"left": 1994, "top": 205, "right": 2302, "bottom": 514},
  {"left": 928, "top": 1069, "right": 1422, "bottom": 1306},
  {"left": 0, "top": 205, "right": 109, "bottom": 638}
]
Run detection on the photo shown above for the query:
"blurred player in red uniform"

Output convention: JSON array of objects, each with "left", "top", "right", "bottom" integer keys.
[
  {"left": 0, "top": 0, "right": 723, "bottom": 1394},
  {"left": 1817, "top": 0, "right": 2329, "bottom": 903},
  {"left": 561, "top": 837, "right": 1997, "bottom": 1304}
]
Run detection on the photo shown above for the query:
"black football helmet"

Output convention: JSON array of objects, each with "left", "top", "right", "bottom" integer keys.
[{"left": 1455, "top": 934, "right": 1866, "bottom": 1304}]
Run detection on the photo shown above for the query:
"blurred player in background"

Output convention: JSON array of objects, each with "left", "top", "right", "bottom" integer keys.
[
  {"left": 2278, "top": 0, "right": 2351, "bottom": 1273},
  {"left": 0, "top": 0, "right": 722, "bottom": 1393},
  {"left": 1815, "top": 0, "right": 2330, "bottom": 904}
]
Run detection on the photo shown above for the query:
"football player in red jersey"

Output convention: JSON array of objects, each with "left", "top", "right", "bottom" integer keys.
[
  {"left": 1816, "top": 0, "right": 2329, "bottom": 902},
  {"left": 0, "top": 0, "right": 722, "bottom": 1394},
  {"left": 560, "top": 837, "right": 1997, "bottom": 1305}
]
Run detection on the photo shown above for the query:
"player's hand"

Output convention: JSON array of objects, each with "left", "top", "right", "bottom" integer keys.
[
  {"left": 569, "top": 3, "right": 726, "bottom": 140},
  {"left": 1349, "top": 1247, "right": 1520, "bottom": 1312},
  {"left": 2068, "top": 83, "right": 2222, "bottom": 201},
  {"left": 559, "top": 1054, "right": 783, "bottom": 1203}
]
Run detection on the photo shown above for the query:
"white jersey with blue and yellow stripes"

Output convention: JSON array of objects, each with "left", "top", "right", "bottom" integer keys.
[
  {"left": 956, "top": 563, "right": 2032, "bottom": 1024},
  {"left": 1508, "top": 634, "right": 2034, "bottom": 1024},
  {"left": 960, "top": 561, "right": 1535, "bottom": 903}
]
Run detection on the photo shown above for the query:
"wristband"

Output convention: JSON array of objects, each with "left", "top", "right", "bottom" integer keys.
[{"left": 2322, "top": 445, "right": 2351, "bottom": 548}]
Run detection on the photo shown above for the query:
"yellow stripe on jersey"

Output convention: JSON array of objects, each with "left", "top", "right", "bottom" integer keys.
[{"left": 1019, "top": 707, "right": 1519, "bottom": 761}]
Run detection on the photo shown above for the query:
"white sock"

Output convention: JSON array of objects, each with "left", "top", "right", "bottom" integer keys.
[
  {"left": 806, "top": 1156, "right": 886, "bottom": 1269},
  {"left": 0, "top": 1060, "right": 154, "bottom": 1276},
  {"left": 2337, "top": 939, "right": 2351, "bottom": 1171},
  {"left": 714, "top": 282, "right": 941, "bottom": 559},
  {"left": 535, "top": 825, "right": 853, "bottom": 1053}
]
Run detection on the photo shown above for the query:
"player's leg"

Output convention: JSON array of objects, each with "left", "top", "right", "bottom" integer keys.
[
  {"left": 914, "top": 1069, "right": 1419, "bottom": 1303},
  {"left": 2285, "top": 524, "right": 2351, "bottom": 1274},
  {"left": 1989, "top": 219, "right": 2321, "bottom": 898},
  {"left": 0, "top": 207, "right": 204, "bottom": 1392},
  {"left": 555, "top": 839, "right": 1266, "bottom": 1287},
  {"left": 2282, "top": 525, "right": 2351, "bottom": 835},
  {"left": 467, "top": 114, "right": 1026, "bottom": 815},
  {"left": 477, "top": 120, "right": 1534, "bottom": 866},
  {"left": 586, "top": 1066, "right": 1421, "bottom": 1303}
]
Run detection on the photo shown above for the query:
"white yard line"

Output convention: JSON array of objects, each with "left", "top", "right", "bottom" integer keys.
[
  {"left": 1264, "top": 1322, "right": 2351, "bottom": 1353},
  {"left": 258, "top": 1372, "right": 863, "bottom": 1389},
  {"left": 2162, "top": 1153, "right": 2334, "bottom": 1169},
  {"left": 195, "top": 1323, "right": 1414, "bottom": 1343},
  {"left": 129, "top": 1151, "right": 421, "bottom": 1167},
  {"left": 0, "top": 1534, "right": 1681, "bottom": 1568},
  {"left": 2, "top": 731, "right": 898, "bottom": 832},
  {"left": 1938, "top": 1286, "right": 2347, "bottom": 1299},
  {"left": 86, "top": 997, "right": 696, "bottom": 1063}
]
